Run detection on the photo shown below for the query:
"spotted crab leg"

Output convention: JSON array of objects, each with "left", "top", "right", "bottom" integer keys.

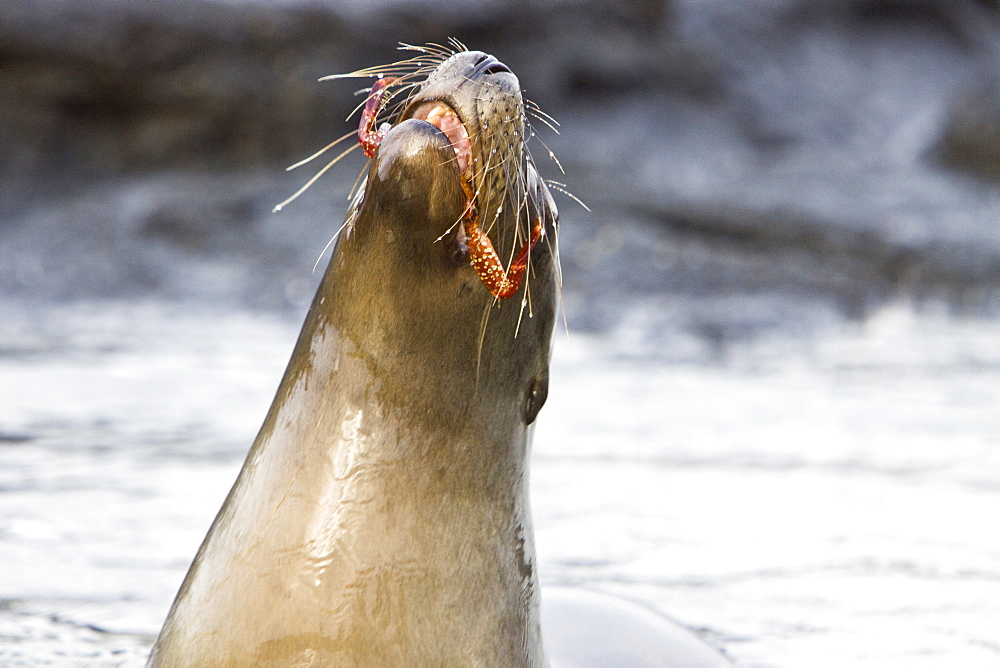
[
  {"left": 460, "top": 181, "right": 543, "bottom": 299},
  {"left": 468, "top": 217, "right": 544, "bottom": 299},
  {"left": 358, "top": 77, "right": 542, "bottom": 299}
]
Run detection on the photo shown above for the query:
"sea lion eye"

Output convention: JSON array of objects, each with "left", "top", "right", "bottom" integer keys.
[{"left": 523, "top": 370, "right": 549, "bottom": 425}]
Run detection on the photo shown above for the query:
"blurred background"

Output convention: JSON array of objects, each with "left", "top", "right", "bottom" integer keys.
[{"left": 2, "top": 0, "right": 1000, "bottom": 664}]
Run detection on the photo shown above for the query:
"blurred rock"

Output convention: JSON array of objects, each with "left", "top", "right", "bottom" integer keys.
[
  {"left": 937, "top": 84, "right": 1000, "bottom": 181},
  {"left": 2, "top": 0, "right": 1000, "bottom": 327},
  {"left": 0, "top": 0, "right": 358, "bottom": 211}
]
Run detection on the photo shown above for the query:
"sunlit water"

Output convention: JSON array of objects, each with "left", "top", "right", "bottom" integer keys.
[{"left": 2, "top": 298, "right": 999, "bottom": 666}]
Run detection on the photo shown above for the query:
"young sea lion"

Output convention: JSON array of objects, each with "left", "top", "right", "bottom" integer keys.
[
  {"left": 149, "top": 44, "right": 558, "bottom": 666},
  {"left": 149, "top": 43, "right": 728, "bottom": 667}
]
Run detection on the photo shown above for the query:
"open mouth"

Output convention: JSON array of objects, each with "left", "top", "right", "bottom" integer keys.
[{"left": 409, "top": 100, "right": 473, "bottom": 179}]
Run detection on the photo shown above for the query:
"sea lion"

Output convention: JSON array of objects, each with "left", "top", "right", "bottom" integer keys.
[
  {"left": 148, "top": 44, "right": 729, "bottom": 667},
  {"left": 149, "top": 45, "right": 558, "bottom": 666}
]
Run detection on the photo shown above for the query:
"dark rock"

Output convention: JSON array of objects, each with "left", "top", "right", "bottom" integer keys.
[
  {"left": 3, "top": 0, "right": 1000, "bottom": 327},
  {"left": 937, "top": 84, "right": 1000, "bottom": 181}
]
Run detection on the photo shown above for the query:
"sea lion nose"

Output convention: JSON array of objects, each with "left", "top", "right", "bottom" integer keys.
[{"left": 474, "top": 54, "right": 511, "bottom": 76}]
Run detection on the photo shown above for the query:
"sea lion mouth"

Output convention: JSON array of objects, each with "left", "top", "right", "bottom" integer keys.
[
  {"left": 276, "top": 43, "right": 564, "bottom": 301},
  {"left": 408, "top": 100, "right": 473, "bottom": 179}
]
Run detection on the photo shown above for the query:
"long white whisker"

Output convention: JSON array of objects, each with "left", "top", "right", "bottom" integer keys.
[
  {"left": 545, "top": 180, "right": 590, "bottom": 211},
  {"left": 286, "top": 132, "right": 355, "bottom": 171},
  {"left": 525, "top": 100, "right": 560, "bottom": 127},
  {"left": 311, "top": 215, "right": 354, "bottom": 273},
  {"left": 272, "top": 143, "right": 359, "bottom": 212},
  {"left": 531, "top": 133, "right": 565, "bottom": 174}
]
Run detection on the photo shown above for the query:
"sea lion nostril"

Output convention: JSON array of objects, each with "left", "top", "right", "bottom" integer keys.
[
  {"left": 473, "top": 53, "right": 511, "bottom": 76},
  {"left": 483, "top": 62, "right": 511, "bottom": 75}
]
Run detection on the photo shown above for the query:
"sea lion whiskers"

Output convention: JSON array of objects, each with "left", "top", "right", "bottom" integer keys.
[
  {"left": 512, "top": 172, "right": 539, "bottom": 335},
  {"left": 432, "top": 214, "right": 464, "bottom": 245},
  {"left": 446, "top": 37, "right": 470, "bottom": 52},
  {"left": 516, "top": 99, "right": 568, "bottom": 185},
  {"left": 544, "top": 179, "right": 589, "bottom": 213},
  {"left": 320, "top": 50, "right": 449, "bottom": 83},
  {"left": 397, "top": 41, "right": 450, "bottom": 57},
  {"left": 489, "top": 103, "right": 566, "bottom": 333},
  {"left": 525, "top": 99, "right": 561, "bottom": 135},
  {"left": 474, "top": 136, "right": 509, "bottom": 239},
  {"left": 286, "top": 44, "right": 556, "bottom": 303},
  {"left": 493, "top": 149, "right": 535, "bottom": 281},
  {"left": 398, "top": 39, "right": 466, "bottom": 59},
  {"left": 471, "top": 121, "right": 525, "bottom": 367},
  {"left": 284, "top": 130, "right": 356, "bottom": 172},
  {"left": 466, "top": 128, "right": 523, "bottom": 358},
  {"left": 472, "top": 157, "right": 542, "bottom": 341},
  {"left": 520, "top": 124, "right": 583, "bottom": 329},
  {"left": 311, "top": 205, "right": 358, "bottom": 273},
  {"left": 272, "top": 141, "right": 361, "bottom": 213},
  {"left": 273, "top": 78, "right": 421, "bottom": 214},
  {"left": 481, "top": 140, "right": 544, "bottom": 312},
  {"left": 513, "top": 280, "right": 534, "bottom": 339},
  {"left": 512, "top": 170, "right": 546, "bottom": 335},
  {"left": 528, "top": 130, "right": 565, "bottom": 176},
  {"left": 496, "top": 159, "right": 529, "bottom": 275}
]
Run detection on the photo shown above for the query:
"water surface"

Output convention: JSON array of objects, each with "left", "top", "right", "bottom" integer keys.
[{"left": 2, "top": 298, "right": 998, "bottom": 665}]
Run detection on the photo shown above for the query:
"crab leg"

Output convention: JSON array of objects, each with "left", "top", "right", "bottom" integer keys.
[
  {"left": 358, "top": 78, "right": 541, "bottom": 299},
  {"left": 358, "top": 77, "right": 400, "bottom": 158},
  {"left": 461, "top": 191, "right": 543, "bottom": 299}
]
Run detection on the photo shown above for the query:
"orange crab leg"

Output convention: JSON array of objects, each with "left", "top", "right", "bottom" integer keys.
[
  {"left": 468, "top": 219, "right": 543, "bottom": 299},
  {"left": 358, "top": 77, "right": 542, "bottom": 299},
  {"left": 462, "top": 196, "right": 543, "bottom": 299}
]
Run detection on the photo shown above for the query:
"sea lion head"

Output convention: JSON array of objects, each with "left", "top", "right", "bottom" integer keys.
[
  {"left": 345, "top": 46, "right": 560, "bottom": 289},
  {"left": 402, "top": 50, "right": 537, "bottom": 248},
  {"left": 324, "top": 45, "right": 561, "bottom": 427}
]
